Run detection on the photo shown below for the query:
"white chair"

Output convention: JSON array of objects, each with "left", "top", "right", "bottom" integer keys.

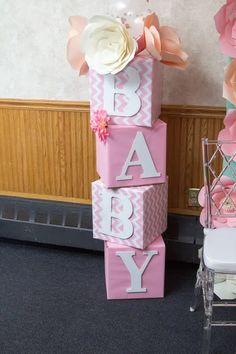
[{"left": 190, "top": 138, "right": 236, "bottom": 354}]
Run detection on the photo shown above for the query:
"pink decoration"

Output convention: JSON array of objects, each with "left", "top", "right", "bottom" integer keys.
[
  {"left": 104, "top": 237, "right": 166, "bottom": 300},
  {"left": 67, "top": 13, "right": 188, "bottom": 75},
  {"left": 223, "top": 59, "right": 236, "bottom": 106},
  {"left": 92, "top": 179, "right": 168, "bottom": 249},
  {"left": 198, "top": 176, "right": 236, "bottom": 228},
  {"left": 218, "top": 109, "right": 236, "bottom": 158},
  {"left": 138, "top": 12, "right": 189, "bottom": 70},
  {"left": 89, "top": 55, "right": 162, "bottom": 127},
  {"left": 96, "top": 119, "right": 167, "bottom": 188},
  {"left": 67, "top": 16, "right": 89, "bottom": 75},
  {"left": 90, "top": 109, "right": 110, "bottom": 142},
  {"left": 214, "top": 0, "right": 236, "bottom": 57}
]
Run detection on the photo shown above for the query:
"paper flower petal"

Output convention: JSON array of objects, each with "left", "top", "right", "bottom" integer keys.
[
  {"left": 144, "top": 26, "right": 161, "bottom": 61},
  {"left": 159, "top": 26, "right": 181, "bottom": 46},
  {"left": 143, "top": 12, "right": 160, "bottom": 30},
  {"left": 214, "top": 4, "right": 227, "bottom": 34},
  {"left": 214, "top": 0, "right": 236, "bottom": 57},
  {"left": 223, "top": 59, "right": 236, "bottom": 106},
  {"left": 160, "top": 48, "right": 189, "bottom": 70},
  {"left": 67, "top": 16, "right": 89, "bottom": 75},
  {"left": 218, "top": 109, "right": 236, "bottom": 158}
]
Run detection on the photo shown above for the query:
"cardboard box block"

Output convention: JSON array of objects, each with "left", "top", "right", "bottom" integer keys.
[
  {"left": 96, "top": 119, "right": 166, "bottom": 188},
  {"left": 92, "top": 179, "right": 168, "bottom": 249},
  {"left": 105, "top": 237, "right": 166, "bottom": 299},
  {"left": 89, "top": 55, "right": 162, "bottom": 127}
]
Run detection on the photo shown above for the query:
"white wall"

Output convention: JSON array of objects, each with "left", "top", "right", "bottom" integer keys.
[{"left": 0, "top": 0, "right": 227, "bottom": 106}]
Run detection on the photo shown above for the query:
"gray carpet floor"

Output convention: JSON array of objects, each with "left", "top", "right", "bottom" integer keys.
[{"left": 0, "top": 239, "right": 235, "bottom": 354}]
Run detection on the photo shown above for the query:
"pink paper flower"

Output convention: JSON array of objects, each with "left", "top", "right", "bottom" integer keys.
[
  {"left": 218, "top": 109, "right": 236, "bottom": 158},
  {"left": 137, "top": 12, "right": 189, "bottom": 70},
  {"left": 198, "top": 175, "right": 236, "bottom": 228},
  {"left": 214, "top": 0, "right": 236, "bottom": 57},
  {"left": 223, "top": 59, "right": 236, "bottom": 106},
  {"left": 90, "top": 109, "right": 110, "bottom": 142},
  {"left": 67, "top": 16, "right": 89, "bottom": 76}
]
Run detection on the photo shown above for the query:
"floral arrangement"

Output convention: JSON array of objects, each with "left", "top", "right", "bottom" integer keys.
[
  {"left": 214, "top": 0, "right": 236, "bottom": 58},
  {"left": 67, "top": 12, "right": 188, "bottom": 142},
  {"left": 67, "top": 12, "right": 188, "bottom": 76},
  {"left": 215, "top": 0, "right": 236, "bottom": 110},
  {"left": 198, "top": 1, "right": 236, "bottom": 228},
  {"left": 215, "top": 0, "right": 236, "bottom": 144}
]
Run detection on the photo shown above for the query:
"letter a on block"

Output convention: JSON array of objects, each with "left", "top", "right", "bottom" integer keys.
[
  {"left": 116, "top": 132, "right": 161, "bottom": 181},
  {"left": 116, "top": 250, "right": 158, "bottom": 293},
  {"left": 101, "top": 191, "right": 134, "bottom": 240},
  {"left": 103, "top": 67, "right": 141, "bottom": 117}
]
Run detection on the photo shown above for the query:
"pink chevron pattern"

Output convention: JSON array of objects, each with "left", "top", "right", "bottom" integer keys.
[
  {"left": 89, "top": 56, "right": 162, "bottom": 127},
  {"left": 92, "top": 179, "right": 168, "bottom": 249}
]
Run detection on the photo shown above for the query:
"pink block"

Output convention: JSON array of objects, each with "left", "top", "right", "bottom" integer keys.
[
  {"left": 105, "top": 237, "right": 166, "bottom": 299},
  {"left": 89, "top": 55, "right": 162, "bottom": 127},
  {"left": 92, "top": 179, "right": 168, "bottom": 249},
  {"left": 96, "top": 119, "right": 166, "bottom": 188}
]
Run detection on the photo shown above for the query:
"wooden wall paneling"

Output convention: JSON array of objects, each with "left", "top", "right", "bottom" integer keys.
[{"left": 0, "top": 100, "right": 225, "bottom": 215}]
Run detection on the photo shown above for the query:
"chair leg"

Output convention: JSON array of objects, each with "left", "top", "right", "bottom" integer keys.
[
  {"left": 202, "top": 268, "right": 214, "bottom": 354},
  {"left": 190, "top": 272, "right": 202, "bottom": 312},
  {"left": 190, "top": 248, "right": 203, "bottom": 312}
]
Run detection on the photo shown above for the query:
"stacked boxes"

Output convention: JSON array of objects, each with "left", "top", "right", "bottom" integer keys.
[{"left": 90, "top": 55, "right": 168, "bottom": 300}]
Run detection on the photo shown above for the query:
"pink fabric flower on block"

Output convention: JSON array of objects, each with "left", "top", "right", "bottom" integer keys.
[
  {"left": 218, "top": 109, "right": 236, "bottom": 158},
  {"left": 198, "top": 176, "right": 236, "bottom": 228},
  {"left": 223, "top": 59, "right": 236, "bottom": 106},
  {"left": 67, "top": 16, "right": 89, "bottom": 75},
  {"left": 139, "top": 12, "right": 189, "bottom": 70},
  {"left": 90, "top": 109, "right": 110, "bottom": 142},
  {"left": 214, "top": 0, "right": 236, "bottom": 57}
]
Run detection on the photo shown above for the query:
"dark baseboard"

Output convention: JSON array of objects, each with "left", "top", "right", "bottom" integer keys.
[{"left": 0, "top": 197, "right": 202, "bottom": 263}]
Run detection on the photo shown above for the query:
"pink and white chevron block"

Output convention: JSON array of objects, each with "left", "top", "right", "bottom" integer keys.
[
  {"left": 104, "top": 237, "right": 166, "bottom": 299},
  {"left": 92, "top": 179, "right": 168, "bottom": 249},
  {"left": 96, "top": 119, "right": 167, "bottom": 188},
  {"left": 89, "top": 55, "right": 162, "bottom": 127}
]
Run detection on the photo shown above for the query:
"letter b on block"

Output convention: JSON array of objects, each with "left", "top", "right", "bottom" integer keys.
[
  {"left": 103, "top": 67, "right": 141, "bottom": 117},
  {"left": 89, "top": 56, "right": 162, "bottom": 126},
  {"left": 92, "top": 179, "right": 168, "bottom": 249},
  {"left": 101, "top": 191, "right": 134, "bottom": 240}
]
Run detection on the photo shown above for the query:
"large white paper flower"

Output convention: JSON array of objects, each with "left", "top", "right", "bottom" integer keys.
[{"left": 81, "top": 16, "right": 137, "bottom": 75}]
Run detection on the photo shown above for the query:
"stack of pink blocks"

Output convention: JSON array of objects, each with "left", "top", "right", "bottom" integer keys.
[{"left": 90, "top": 55, "right": 168, "bottom": 300}]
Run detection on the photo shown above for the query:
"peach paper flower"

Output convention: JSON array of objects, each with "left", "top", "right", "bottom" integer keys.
[
  {"left": 214, "top": 0, "right": 236, "bottom": 58},
  {"left": 218, "top": 109, "right": 236, "bottom": 159},
  {"left": 139, "top": 12, "right": 189, "bottom": 70},
  {"left": 67, "top": 16, "right": 89, "bottom": 76},
  {"left": 223, "top": 59, "right": 236, "bottom": 106},
  {"left": 198, "top": 176, "right": 236, "bottom": 228}
]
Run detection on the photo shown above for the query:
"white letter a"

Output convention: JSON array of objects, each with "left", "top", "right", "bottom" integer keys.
[{"left": 116, "top": 132, "right": 161, "bottom": 181}]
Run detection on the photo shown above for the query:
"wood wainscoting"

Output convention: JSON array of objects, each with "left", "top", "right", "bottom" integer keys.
[{"left": 0, "top": 99, "right": 225, "bottom": 215}]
